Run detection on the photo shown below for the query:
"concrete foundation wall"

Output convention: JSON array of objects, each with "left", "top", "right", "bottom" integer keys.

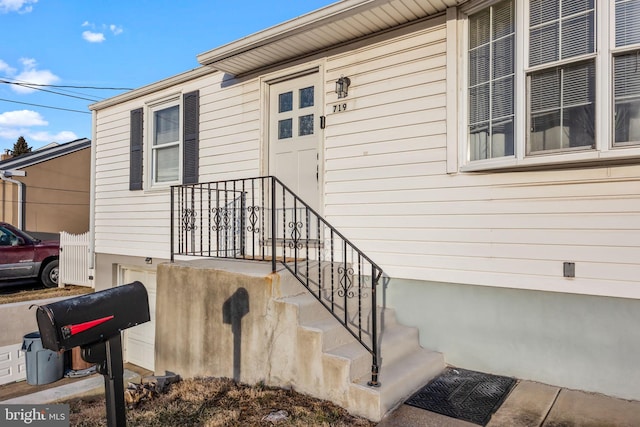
[
  {"left": 384, "top": 278, "right": 640, "bottom": 401},
  {"left": 155, "top": 261, "right": 289, "bottom": 384}
]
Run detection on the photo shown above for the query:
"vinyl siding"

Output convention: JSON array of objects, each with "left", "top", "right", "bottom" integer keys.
[
  {"left": 322, "top": 16, "right": 640, "bottom": 299},
  {"left": 94, "top": 12, "right": 640, "bottom": 299},
  {"left": 94, "top": 72, "right": 262, "bottom": 259}
]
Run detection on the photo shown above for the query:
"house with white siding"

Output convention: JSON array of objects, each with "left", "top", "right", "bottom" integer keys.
[{"left": 89, "top": 0, "right": 640, "bottom": 421}]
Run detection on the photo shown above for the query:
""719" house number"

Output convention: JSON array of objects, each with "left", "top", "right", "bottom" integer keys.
[{"left": 333, "top": 103, "right": 347, "bottom": 113}]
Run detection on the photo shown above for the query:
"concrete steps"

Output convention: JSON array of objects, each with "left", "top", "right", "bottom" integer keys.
[{"left": 274, "top": 271, "right": 444, "bottom": 421}]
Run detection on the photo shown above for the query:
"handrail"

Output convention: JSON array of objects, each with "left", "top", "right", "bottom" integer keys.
[{"left": 171, "top": 176, "right": 383, "bottom": 386}]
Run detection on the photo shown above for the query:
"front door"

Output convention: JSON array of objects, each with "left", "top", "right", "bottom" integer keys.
[{"left": 269, "top": 72, "right": 322, "bottom": 212}]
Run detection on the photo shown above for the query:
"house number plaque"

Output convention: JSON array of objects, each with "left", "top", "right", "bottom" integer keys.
[{"left": 332, "top": 103, "right": 347, "bottom": 113}]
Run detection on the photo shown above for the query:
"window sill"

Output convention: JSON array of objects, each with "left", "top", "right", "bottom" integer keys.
[
  {"left": 460, "top": 148, "right": 640, "bottom": 173},
  {"left": 143, "top": 183, "right": 177, "bottom": 194}
]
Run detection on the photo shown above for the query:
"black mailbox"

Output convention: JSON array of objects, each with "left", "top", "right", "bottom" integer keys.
[
  {"left": 35, "top": 281, "right": 150, "bottom": 427},
  {"left": 36, "top": 281, "right": 150, "bottom": 352}
]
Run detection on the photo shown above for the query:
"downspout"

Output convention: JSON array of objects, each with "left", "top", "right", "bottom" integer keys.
[
  {"left": 89, "top": 110, "right": 97, "bottom": 285},
  {"left": 0, "top": 169, "right": 26, "bottom": 229}
]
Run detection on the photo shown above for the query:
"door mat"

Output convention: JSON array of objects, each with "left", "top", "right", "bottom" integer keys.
[{"left": 405, "top": 367, "right": 516, "bottom": 426}]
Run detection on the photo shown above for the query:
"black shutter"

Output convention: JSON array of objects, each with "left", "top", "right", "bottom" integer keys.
[
  {"left": 129, "top": 108, "right": 144, "bottom": 191},
  {"left": 183, "top": 90, "right": 199, "bottom": 185}
]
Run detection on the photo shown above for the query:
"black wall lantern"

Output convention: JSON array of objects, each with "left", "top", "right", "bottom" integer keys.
[{"left": 335, "top": 76, "right": 351, "bottom": 99}]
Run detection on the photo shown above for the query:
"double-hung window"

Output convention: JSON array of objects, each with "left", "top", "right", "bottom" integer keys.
[
  {"left": 468, "top": 0, "right": 515, "bottom": 160},
  {"left": 528, "top": 0, "right": 595, "bottom": 154},
  {"left": 613, "top": 0, "right": 640, "bottom": 145},
  {"left": 151, "top": 102, "right": 181, "bottom": 184},
  {"left": 463, "top": 0, "right": 640, "bottom": 169}
]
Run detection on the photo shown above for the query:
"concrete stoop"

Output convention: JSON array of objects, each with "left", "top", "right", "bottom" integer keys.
[{"left": 271, "top": 271, "right": 445, "bottom": 422}]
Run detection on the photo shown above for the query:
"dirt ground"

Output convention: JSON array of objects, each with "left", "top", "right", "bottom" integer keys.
[
  {"left": 0, "top": 284, "right": 92, "bottom": 304},
  {"left": 67, "top": 377, "right": 376, "bottom": 426}
]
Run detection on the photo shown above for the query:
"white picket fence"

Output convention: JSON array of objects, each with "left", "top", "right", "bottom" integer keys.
[{"left": 59, "top": 231, "right": 92, "bottom": 287}]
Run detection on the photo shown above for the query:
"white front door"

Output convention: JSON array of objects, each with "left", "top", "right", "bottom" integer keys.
[
  {"left": 269, "top": 72, "right": 322, "bottom": 211},
  {"left": 121, "top": 267, "right": 156, "bottom": 371}
]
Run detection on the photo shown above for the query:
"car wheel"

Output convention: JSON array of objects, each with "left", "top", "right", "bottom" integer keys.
[{"left": 41, "top": 259, "right": 59, "bottom": 288}]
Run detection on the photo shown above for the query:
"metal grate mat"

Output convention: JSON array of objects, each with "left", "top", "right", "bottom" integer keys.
[{"left": 405, "top": 367, "right": 516, "bottom": 426}]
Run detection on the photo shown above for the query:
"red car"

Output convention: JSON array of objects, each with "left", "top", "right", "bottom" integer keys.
[{"left": 0, "top": 222, "right": 59, "bottom": 288}]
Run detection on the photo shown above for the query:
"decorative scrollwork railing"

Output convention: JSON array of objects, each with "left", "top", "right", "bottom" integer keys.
[{"left": 171, "top": 176, "right": 385, "bottom": 386}]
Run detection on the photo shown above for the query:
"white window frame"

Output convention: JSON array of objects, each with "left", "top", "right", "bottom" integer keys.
[
  {"left": 610, "top": 0, "right": 640, "bottom": 148},
  {"left": 146, "top": 95, "right": 182, "bottom": 188},
  {"left": 456, "top": 0, "right": 640, "bottom": 172}
]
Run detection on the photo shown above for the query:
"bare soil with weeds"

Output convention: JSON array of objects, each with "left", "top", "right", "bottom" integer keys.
[{"left": 67, "top": 377, "right": 376, "bottom": 426}]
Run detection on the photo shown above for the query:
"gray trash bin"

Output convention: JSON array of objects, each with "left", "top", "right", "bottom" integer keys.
[{"left": 22, "top": 331, "right": 64, "bottom": 385}]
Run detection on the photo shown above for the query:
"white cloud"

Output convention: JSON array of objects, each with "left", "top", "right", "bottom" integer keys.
[
  {"left": 0, "top": 0, "right": 37, "bottom": 14},
  {"left": 80, "top": 23, "right": 122, "bottom": 42},
  {"left": 28, "top": 130, "right": 78, "bottom": 143},
  {"left": 82, "top": 30, "right": 105, "bottom": 43},
  {"left": 0, "top": 111, "right": 78, "bottom": 148},
  {"left": 0, "top": 127, "right": 22, "bottom": 141},
  {"left": 109, "top": 24, "right": 123, "bottom": 36},
  {"left": 0, "top": 110, "right": 47, "bottom": 127},
  {"left": 10, "top": 58, "right": 60, "bottom": 94},
  {"left": 0, "top": 59, "right": 16, "bottom": 75}
]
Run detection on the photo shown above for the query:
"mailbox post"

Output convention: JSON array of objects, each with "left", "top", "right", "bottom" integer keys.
[{"left": 35, "top": 281, "right": 150, "bottom": 427}]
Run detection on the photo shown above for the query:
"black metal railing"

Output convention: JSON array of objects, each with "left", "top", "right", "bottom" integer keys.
[{"left": 171, "top": 176, "right": 384, "bottom": 386}]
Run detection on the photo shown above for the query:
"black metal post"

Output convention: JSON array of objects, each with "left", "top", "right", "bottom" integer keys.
[
  {"left": 170, "top": 187, "right": 174, "bottom": 262},
  {"left": 82, "top": 335, "right": 127, "bottom": 426},
  {"left": 271, "top": 178, "right": 276, "bottom": 273},
  {"left": 368, "top": 266, "right": 380, "bottom": 387}
]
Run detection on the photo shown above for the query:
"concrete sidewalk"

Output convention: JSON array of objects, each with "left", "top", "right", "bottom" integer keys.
[{"left": 377, "top": 380, "right": 640, "bottom": 426}]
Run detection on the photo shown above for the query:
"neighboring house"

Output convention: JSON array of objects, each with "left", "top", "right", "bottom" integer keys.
[
  {"left": 0, "top": 138, "right": 91, "bottom": 234},
  {"left": 89, "top": 0, "right": 640, "bottom": 413}
]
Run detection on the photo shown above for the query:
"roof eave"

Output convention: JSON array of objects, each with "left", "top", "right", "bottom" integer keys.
[
  {"left": 196, "top": 0, "right": 379, "bottom": 70},
  {"left": 89, "top": 66, "right": 214, "bottom": 111}
]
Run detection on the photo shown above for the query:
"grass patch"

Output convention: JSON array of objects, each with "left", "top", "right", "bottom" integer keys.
[{"left": 0, "top": 285, "right": 92, "bottom": 304}]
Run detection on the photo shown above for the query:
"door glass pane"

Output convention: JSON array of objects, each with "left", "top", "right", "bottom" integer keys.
[
  {"left": 299, "top": 114, "right": 314, "bottom": 136},
  {"left": 299, "top": 86, "right": 314, "bottom": 108},
  {"left": 279, "top": 92, "right": 293, "bottom": 113},
  {"left": 278, "top": 119, "right": 292, "bottom": 139}
]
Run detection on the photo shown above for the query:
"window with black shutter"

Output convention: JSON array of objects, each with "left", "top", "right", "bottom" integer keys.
[{"left": 130, "top": 90, "right": 199, "bottom": 190}]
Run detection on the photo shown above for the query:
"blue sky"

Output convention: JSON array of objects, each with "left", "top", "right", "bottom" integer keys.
[{"left": 0, "top": 0, "right": 336, "bottom": 154}]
